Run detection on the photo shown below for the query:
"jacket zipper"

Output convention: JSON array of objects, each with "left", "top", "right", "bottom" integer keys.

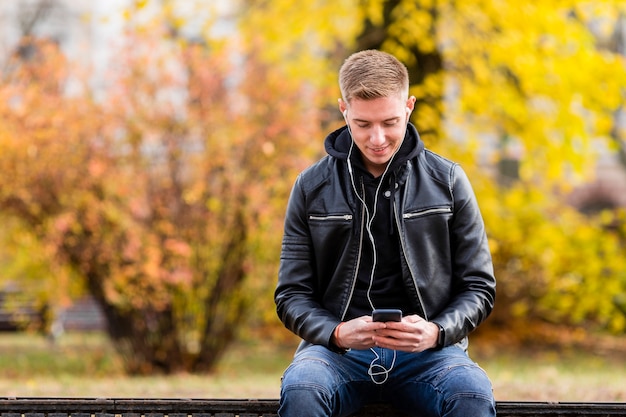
[
  {"left": 403, "top": 207, "right": 452, "bottom": 219},
  {"left": 309, "top": 214, "right": 353, "bottom": 221},
  {"left": 340, "top": 179, "right": 366, "bottom": 321},
  {"left": 395, "top": 194, "right": 431, "bottom": 321}
]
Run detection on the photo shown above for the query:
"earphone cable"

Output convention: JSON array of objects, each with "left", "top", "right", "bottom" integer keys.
[{"left": 344, "top": 111, "right": 410, "bottom": 384}]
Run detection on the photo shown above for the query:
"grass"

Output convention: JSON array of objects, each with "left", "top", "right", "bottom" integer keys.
[
  {"left": 471, "top": 342, "right": 626, "bottom": 401},
  {"left": 0, "top": 331, "right": 625, "bottom": 401}
]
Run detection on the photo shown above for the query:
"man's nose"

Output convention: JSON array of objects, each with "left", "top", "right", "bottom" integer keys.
[{"left": 370, "top": 125, "right": 385, "bottom": 146}]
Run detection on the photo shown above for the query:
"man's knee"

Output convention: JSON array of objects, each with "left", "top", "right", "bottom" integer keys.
[
  {"left": 442, "top": 364, "right": 492, "bottom": 395},
  {"left": 439, "top": 365, "right": 495, "bottom": 417},
  {"left": 282, "top": 351, "right": 339, "bottom": 389},
  {"left": 282, "top": 353, "right": 340, "bottom": 398},
  {"left": 280, "top": 357, "right": 337, "bottom": 417}
]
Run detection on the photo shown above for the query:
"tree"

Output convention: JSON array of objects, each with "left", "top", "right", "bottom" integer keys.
[
  {"left": 354, "top": 0, "right": 444, "bottom": 144},
  {"left": 0, "top": 13, "right": 320, "bottom": 372},
  {"left": 439, "top": 2, "right": 626, "bottom": 335}
]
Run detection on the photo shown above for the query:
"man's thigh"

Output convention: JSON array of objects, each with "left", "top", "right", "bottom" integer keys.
[
  {"left": 280, "top": 346, "right": 380, "bottom": 416},
  {"left": 281, "top": 345, "right": 494, "bottom": 417},
  {"left": 384, "top": 346, "right": 495, "bottom": 417}
]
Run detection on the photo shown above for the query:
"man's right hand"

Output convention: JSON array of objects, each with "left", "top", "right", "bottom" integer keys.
[{"left": 332, "top": 316, "right": 387, "bottom": 350}]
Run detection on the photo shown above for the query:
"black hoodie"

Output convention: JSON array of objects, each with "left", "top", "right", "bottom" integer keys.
[{"left": 324, "top": 124, "right": 424, "bottom": 319}]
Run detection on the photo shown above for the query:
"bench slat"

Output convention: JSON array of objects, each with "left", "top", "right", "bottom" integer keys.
[{"left": 0, "top": 398, "right": 624, "bottom": 416}]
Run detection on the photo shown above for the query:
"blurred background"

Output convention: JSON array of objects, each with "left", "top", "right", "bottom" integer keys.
[{"left": 0, "top": 0, "right": 625, "bottom": 400}]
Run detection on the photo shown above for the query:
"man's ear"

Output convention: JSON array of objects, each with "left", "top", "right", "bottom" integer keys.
[
  {"left": 406, "top": 95, "right": 416, "bottom": 112},
  {"left": 338, "top": 98, "right": 347, "bottom": 116}
]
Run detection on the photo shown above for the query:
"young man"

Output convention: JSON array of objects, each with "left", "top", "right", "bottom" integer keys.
[{"left": 275, "top": 50, "right": 496, "bottom": 417}]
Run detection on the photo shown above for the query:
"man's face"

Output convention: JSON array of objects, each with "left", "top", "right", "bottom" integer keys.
[{"left": 340, "top": 94, "right": 415, "bottom": 177}]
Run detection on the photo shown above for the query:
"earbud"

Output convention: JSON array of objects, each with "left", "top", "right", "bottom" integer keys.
[{"left": 343, "top": 109, "right": 348, "bottom": 118}]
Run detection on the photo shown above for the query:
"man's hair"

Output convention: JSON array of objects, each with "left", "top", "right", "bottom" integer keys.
[{"left": 339, "top": 50, "right": 409, "bottom": 103}]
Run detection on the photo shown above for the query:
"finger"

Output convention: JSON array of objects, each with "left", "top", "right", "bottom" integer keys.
[
  {"left": 374, "top": 335, "right": 419, "bottom": 352},
  {"left": 375, "top": 329, "right": 421, "bottom": 345},
  {"left": 404, "top": 314, "right": 425, "bottom": 323},
  {"left": 381, "top": 321, "right": 406, "bottom": 331}
]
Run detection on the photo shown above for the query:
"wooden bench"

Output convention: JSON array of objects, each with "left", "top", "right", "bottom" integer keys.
[{"left": 0, "top": 398, "right": 625, "bottom": 417}]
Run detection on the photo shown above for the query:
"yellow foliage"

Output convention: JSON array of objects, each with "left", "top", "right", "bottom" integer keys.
[{"left": 234, "top": 0, "right": 626, "bottom": 339}]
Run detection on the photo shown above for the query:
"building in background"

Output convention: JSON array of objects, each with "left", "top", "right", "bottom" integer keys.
[{"left": 0, "top": 0, "right": 126, "bottom": 89}]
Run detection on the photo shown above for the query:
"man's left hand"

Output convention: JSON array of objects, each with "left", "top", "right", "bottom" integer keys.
[{"left": 371, "top": 314, "right": 439, "bottom": 352}]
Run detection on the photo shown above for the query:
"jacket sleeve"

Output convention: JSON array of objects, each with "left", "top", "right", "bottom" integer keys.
[
  {"left": 274, "top": 174, "right": 342, "bottom": 350},
  {"left": 433, "top": 165, "right": 496, "bottom": 347}
]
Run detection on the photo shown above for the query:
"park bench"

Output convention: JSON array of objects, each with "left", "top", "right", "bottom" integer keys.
[{"left": 0, "top": 398, "right": 626, "bottom": 417}]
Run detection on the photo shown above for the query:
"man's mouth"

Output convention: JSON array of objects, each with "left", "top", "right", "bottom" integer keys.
[{"left": 371, "top": 146, "right": 388, "bottom": 153}]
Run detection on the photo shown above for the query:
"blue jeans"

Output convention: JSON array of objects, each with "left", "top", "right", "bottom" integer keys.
[{"left": 279, "top": 345, "right": 495, "bottom": 417}]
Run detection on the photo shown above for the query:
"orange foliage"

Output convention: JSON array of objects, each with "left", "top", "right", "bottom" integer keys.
[{"left": 0, "top": 27, "right": 320, "bottom": 373}]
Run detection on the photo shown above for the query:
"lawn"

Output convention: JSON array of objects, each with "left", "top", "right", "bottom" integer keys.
[{"left": 0, "top": 331, "right": 624, "bottom": 401}]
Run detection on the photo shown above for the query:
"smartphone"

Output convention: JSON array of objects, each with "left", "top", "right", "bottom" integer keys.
[{"left": 372, "top": 309, "right": 402, "bottom": 322}]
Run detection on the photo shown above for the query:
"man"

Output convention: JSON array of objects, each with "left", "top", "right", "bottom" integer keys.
[{"left": 275, "top": 50, "right": 496, "bottom": 417}]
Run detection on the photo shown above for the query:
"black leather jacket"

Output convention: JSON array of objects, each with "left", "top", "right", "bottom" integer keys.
[{"left": 275, "top": 124, "right": 496, "bottom": 353}]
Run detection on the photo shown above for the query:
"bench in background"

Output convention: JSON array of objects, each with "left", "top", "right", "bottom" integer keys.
[{"left": 1, "top": 398, "right": 625, "bottom": 417}]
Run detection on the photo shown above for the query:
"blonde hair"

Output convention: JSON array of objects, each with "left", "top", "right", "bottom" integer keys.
[{"left": 339, "top": 50, "right": 409, "bottom": 103}]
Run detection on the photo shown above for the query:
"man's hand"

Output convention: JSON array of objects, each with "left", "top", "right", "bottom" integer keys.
[
  {"left": 371, "top": 314, "right": 439, "bottom": 352},
  {"left": 332, "top": 316, "right": 387, "bottom": 350}
]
